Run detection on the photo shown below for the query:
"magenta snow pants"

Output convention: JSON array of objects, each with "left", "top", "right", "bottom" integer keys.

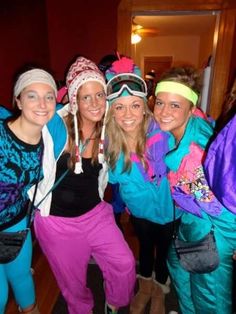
[{"left": 34, "top": 201, "right": 136, "bottom": 314}]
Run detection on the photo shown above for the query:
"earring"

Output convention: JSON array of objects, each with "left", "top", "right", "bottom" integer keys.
[{"left": 143, "top": 111, "right": 145, "bottom": 115}]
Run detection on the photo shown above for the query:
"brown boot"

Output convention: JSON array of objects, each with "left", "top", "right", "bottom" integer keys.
[
  {"left": 149, "top": 280, "right": 170, "bottom": 314},
  {"left": 129, "top": 276, "right": 153, "bottom": 314}
]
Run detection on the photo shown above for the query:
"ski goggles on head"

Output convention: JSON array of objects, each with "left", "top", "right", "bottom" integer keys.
[{"left": 106, "top": 73, "right": 147, "bottom": 101}]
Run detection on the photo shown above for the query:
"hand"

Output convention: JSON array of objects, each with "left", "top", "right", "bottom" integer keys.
[
  {"left": 172, "top": 186, "right": 202, "bottom": 217},
  {"left": 173, "top": 186, "right": 222, "bottom": 217}
]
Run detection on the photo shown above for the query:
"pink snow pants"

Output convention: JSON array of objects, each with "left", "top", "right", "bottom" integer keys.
[{"left": 34, "top": 201, "right": 136, "bottom": 314}]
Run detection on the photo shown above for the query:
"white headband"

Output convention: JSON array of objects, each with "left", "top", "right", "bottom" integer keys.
[{"left": 14, "top": 69, "right": 57, "bottom": 97}]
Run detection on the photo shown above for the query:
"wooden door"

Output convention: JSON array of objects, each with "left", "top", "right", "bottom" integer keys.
[{"left": 144, "top": 56, "right": 173, "bottom": 83}]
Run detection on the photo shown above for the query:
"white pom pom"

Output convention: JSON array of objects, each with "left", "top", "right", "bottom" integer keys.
[
  {"left": 74, "top": 161, "right": 83, "bottom": 174},
  {"left": 98, "top": 153, "right": 104, "bottom": 164}
]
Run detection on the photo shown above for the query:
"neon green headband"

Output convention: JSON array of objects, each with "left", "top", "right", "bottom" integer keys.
[{"left": 155, "top": 81, "right": 198, "bottom": 106}]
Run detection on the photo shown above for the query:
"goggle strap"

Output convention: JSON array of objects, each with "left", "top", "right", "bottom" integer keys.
[{"left": 107, "top": 84, "right": 146, "bottom": 101}]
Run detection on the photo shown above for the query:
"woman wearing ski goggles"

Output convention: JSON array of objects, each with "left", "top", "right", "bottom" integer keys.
[
  {"left": 106, "top": 73, "right": 147, "bottom": 101},
  {"left": 105, "top": 57, "right": 180, "bottom": 314}
]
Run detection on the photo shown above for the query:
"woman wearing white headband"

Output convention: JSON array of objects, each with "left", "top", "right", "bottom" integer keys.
[
  {"left": 0, "top": 68, "right": 57, "bottom": 314},
  {"left": 154, "top": 66, "right": 236, "bottom": 314}
]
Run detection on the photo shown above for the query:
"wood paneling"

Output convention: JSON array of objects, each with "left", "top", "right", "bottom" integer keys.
[{"left": 210, "top": 8, "right": 236, "bottom": 118}]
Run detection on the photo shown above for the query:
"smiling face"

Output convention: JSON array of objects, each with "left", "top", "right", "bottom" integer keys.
[
  {"left": 112, "top": 95, "right": 145, "bottom": 137},
  {"left": 77, "top": 81, "right": 106, "bottom": 125},
  {"left": 16, "top": 83, "right": 56, "bottom": 128},
  {"left": 154, "top": 92, "right": 194, "bottom": 142}
]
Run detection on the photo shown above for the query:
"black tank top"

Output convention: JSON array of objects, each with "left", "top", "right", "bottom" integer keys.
[{"left": 50, "top": 153, "right": 102, "bottom": 217}]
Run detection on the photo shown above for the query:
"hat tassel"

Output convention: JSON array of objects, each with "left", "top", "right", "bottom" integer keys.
[
  {"left": 74, "top": 115, "right": 83, "bottom": 174},
  {"left": 98, "top": 101, "right": 108, "bottom": 165}
]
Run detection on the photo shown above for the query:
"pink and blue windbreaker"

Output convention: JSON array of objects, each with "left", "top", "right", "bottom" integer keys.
[{"left": 109, "top": 119, "right": 181, "bottom": 224}]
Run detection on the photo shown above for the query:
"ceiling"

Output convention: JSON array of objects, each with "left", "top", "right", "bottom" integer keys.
[{"left": 134, "top": 14, "right": 217, "bottom": 37}]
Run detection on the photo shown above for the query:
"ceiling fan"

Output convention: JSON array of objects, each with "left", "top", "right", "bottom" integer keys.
[{"left": 131, "top": 17, "right": 159, "bottom": 44}]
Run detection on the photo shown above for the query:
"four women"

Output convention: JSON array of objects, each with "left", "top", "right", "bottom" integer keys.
[{"left": 2, "top": 57, "right": 235, "bottom": 314}]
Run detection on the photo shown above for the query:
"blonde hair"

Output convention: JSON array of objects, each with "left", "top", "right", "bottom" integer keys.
[{"left": 106, "top": 99, "right": 153, "bottom": 172}]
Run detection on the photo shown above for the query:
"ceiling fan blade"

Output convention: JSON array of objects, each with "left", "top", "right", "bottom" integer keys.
[{"left": 136, "top": 28, "right": 159, "bottom": 37}]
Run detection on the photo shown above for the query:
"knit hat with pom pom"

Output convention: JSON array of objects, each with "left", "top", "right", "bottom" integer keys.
[{"left": 66, "top": 56, "right": 107, "bottom": 174}]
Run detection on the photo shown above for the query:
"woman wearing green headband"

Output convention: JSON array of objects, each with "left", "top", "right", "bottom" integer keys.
[{"left": 154, "top": 66, "right": 236, "bottom": 314}]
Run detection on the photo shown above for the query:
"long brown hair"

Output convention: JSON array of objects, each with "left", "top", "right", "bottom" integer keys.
[{"left": 65, "top": 111, "right": 103, "bottom": 170}]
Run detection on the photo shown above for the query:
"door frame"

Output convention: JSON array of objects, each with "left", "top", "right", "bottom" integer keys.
[{"left": 117, "top": 0, "right": 236, "bottom": 119}]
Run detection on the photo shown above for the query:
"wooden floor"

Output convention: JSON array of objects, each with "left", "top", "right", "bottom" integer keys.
[{"left": 5, "top": 213, "right": 139, "bottom": 314}]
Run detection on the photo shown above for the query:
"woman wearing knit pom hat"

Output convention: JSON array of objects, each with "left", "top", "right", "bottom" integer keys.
[
  {"left": 105, "top": 56, "right": 181, "bottom": 314},
  {"left": 0, "top": 68, "right": 57, "bottom": 314},
  {"left": 33, "top": 56, "right": 136, "bottom": 314},
  {"left": 153, "top": 66, "right": 236, "bottom": 313}
]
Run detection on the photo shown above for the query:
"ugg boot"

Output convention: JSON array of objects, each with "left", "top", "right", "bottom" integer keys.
[
  {"left": 149, "top": 279, "right": 170, "bottom": 314},
  {"left": 129, "top": 276, "right": 153, "bottom": 314}
]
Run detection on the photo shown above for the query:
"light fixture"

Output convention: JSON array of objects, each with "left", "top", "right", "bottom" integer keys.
[
  {"left": 131, "top": 18, "right": 142, "bottom": 44},
  {"left": 131, "top": 16, "right": 158, "bottom": 44},
  {"left": 131, "top": 32, "right": 142, "bottom": 44}
]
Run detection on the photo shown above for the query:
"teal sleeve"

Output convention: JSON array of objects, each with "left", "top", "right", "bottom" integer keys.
[
  {"left": 47, "top": 106, "right": 67, "bottom": 159},
  {"left": 0, "top": 105, "right": 12, "bottom": 119}
]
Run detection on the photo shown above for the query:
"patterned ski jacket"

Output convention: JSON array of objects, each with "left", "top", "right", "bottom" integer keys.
[
  {"left": 0, "top": 105, "right": 108, "bottom": 218},
  {"left": 0, "top": 106, "right": 42, "bottom": 230},
  {"left": 109, "top": 119, "right": 181, "bottom": 224},
  {"left": 165, "top": 115, "right": 226, "bottom": 218}
]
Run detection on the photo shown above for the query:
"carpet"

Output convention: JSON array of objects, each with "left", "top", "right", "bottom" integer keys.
[{"left": 52, "top": 263, "right": 179, "bottom": 314}]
